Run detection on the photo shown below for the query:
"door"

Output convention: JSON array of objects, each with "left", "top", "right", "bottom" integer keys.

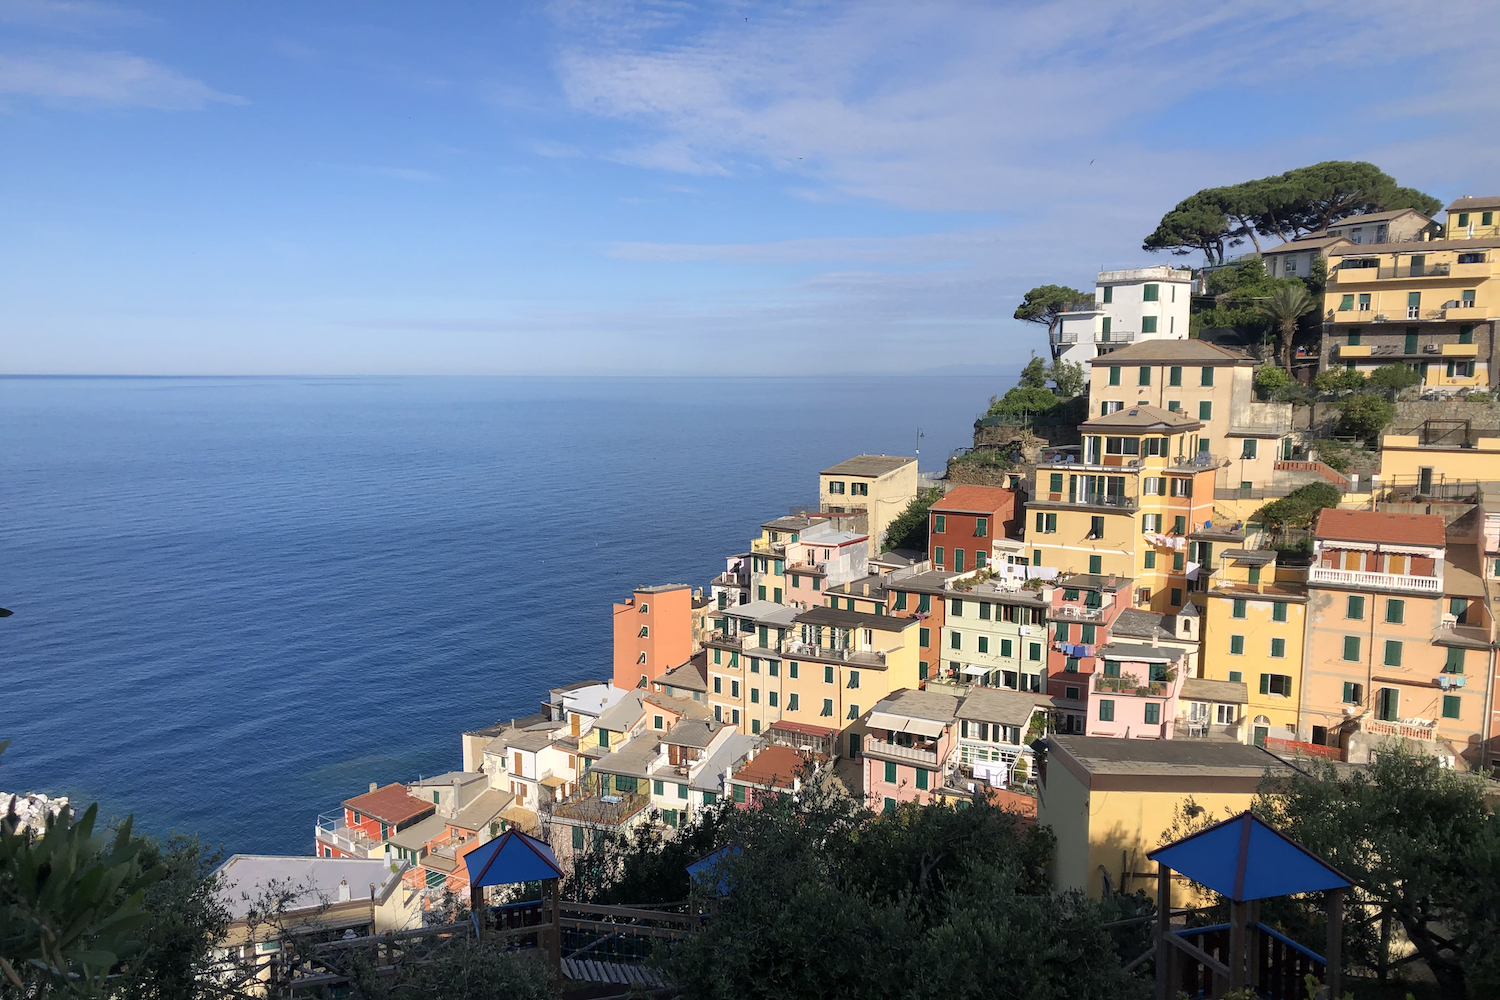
[
  {"left": 1378, "top": 687, "right": 1400, "bottom": 722},
  {"left": 1253, "top": 725, "right": 1268, "bottom": 747},
  {"left": 848, "top": 733, "right": 861, "bottom": 759},
  {"left": 1419, "top": 467, "right": 1433, "bottom": 494},
  {"left": 954, "top": 548, "right": 965, "bottom": 573}
]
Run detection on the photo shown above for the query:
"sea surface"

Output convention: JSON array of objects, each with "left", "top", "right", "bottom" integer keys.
[{"left": 1, "top": 374, "right": 1015, "bottom": 855}]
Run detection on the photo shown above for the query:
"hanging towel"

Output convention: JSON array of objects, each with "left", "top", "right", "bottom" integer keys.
[{"left": 1185, "top": 561, "right": 1201, "bottom": 581}]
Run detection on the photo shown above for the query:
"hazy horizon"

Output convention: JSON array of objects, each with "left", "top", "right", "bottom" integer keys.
[{"left": 3, "top": 1, "right": 1496, "bottom": 376}]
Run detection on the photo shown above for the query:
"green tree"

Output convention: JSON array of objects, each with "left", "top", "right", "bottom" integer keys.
[
  {"left": 986, "top": 386, "right": 1063, "bottom": 418},
  {"left": 883, "top": 487, "right": 943, "bottom": 553},
  {"left": 1256, "top": 745, "right": 1500, "bottom": 1000},
  {"left": 1018, "top": 354, "right": 1048, "bottom": 389},
  {"left": 1255, "top": 283, "right": 1317, "bottom": 372},
  {"left": 1253, "top": 481, "right": 1342, "bottom": 531},
  {"left": 1366, "top": 363, "right": 1421, "bottom": 390},
  {"left": 1254, "top": 366, "right": 1291, "bottom": 393},
  {"left": 1047, "top": 359, "right": 1086, "bottom": 398},
  {"left": 1313, "top": 368, "right": 1366, "bottom": 393},
  {"left": 1014, "top": 286, "right": 1090, "bottom": 344},
  {"left": 1336, "top": 393, "right": 1395, "bottom": 441}
]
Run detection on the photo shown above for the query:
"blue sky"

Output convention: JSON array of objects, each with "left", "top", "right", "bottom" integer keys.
[{"left": 2, "top": 1, "right": 1496, "bottom": 375}]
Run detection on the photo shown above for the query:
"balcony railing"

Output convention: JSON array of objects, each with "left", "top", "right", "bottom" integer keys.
[
  {"left": 315, "top": 813, "right": 374, "bottom": 856},
  {"left": 1093, "top": 675, "right": 1169, "bottom": 696},
  {"left": 862, "top": 740, "right": 940, "bottom": 766},
  {"left": 1361, "top": 718, "right": 1439, "bottom": 741},
  {"left": 1334, "top": 263, "right": 1451, "bottom": 281},
  {"left": 1050, "top": 330, "right": 1080, "bottom": 345},
  {"left": 1307, "top": 567, "right": 1442, "bottom": 594},
  {"left": 781, "top": 641, "right": 886, "bottom": 666},
  {"left": 1095, "top": 330, "right": 1135, "bottom": 344},
  {"left": 1052, "top": 604, "right": 1103, "bottom": 620},
  {"left": 1074, "top": 491, "right": 1137, "bottom": 510}
]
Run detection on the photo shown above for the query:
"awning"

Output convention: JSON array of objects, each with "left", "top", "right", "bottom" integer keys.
[
  {"left": 960, "top": 665, "right": 990, "bottom": 677},
  {"left": 866, "top": 712, "right": 947, "bottom": 738}
]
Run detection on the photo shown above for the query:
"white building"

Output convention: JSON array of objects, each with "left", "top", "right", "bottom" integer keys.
[{"left": 1051, "top": 266, "right": 1194, "bottom": 379}]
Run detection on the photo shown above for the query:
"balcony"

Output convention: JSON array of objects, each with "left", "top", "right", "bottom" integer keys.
[
  {"left": 1333, "top": 263, "right": 1451, "bottom": 281},
  {"left": 781, "top": 640, "right": 887, "bottom": 666},
  {"left": 1095, "top": 330, "right": 1135, "bottom": 344},
  {"left": 1307, "top": 567, "right": 1442, "bottom": 594},
  {"left": 1360, "top": 717, "right": 1439, "bottom": 742},
  {"left": 1052, "top": 604, "right": 1104, "bottom": 620},
  {"left": 1093, "top": 674, "right": 1169, "bottom": 697},
  {"left": 551, "top": 792, "right": 651, "bottom": 826},
  {"left": 1050, "top": 330, "right": 1080, "bottom": 345},
  {"left": 861, "top": 739, "right": 940, "bottom": 767},
  {"left": 315, "top": 812, "right": 375, "bottom": 856}
]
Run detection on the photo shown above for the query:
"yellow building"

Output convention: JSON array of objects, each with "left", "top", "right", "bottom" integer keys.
[
  {"left": 1028, "top": 405, "right": 1219, "bottom": 614},
  {"left": 1086, "top": 339, "right": 1292, "bottom": 489},
  {"left": 1320, "top": 205, "right": 1499, "bottom": 389},
  {"left": 1036, "top": 735, "right": 1293, "bottom": 904},
  {"left": 820, "top": 454, "right": 918, "bottom": 556},
  {"left": 1377, "top": 433, "right": 1500, "bottom": 493},
  {"left": 1201, "top": 549, "right": 1308, "bottom": 744}
]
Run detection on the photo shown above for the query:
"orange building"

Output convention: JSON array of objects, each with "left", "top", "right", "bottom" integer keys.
[
  {"left": 928, "top": 485, "right": 1021, "bottom": 573},
  {"left": 1301, "top": 510, "right": 1489, "bottom": 766},
  {"left": 612, "top": 584, "right": 696, "bottom": 690}
]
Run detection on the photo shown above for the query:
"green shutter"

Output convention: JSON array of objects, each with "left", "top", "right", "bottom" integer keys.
[
  {"left": 1230, "top": 635, "right": 1244, "bottom": 655},
  {"left": 884, "top": 761, "right": 897, "bottom": 783},
  {"left": 1443, "top": 695, "right": 1461, "bottom": 719},
  {"left": 1343, "top": 636, "right": 1360, "bottom": 661},
  {"left": 1259, "top": 674, "right": 1270, "bottom": 695}
]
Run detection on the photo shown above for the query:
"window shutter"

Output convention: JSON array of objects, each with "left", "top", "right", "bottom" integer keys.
[{"left": 1259, "top": 673, "right": 1270, "bottom": 695}]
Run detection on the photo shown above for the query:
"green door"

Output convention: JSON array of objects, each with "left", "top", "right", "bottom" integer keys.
[{"left": 1253, "top": 726, "right": 1268, "bottom": 747}]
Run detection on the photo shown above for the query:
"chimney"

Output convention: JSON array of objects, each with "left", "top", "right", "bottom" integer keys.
[
  {"left": 1151, "top": 632, "right": 1160, "bottom": 648},
  {"left": 1106, "top": 573, "right": 1117, "bottom": 587},
  {"left": 338, "top": 878, "right": 351, "bottom": 902},
  {"left": 369, "top": 782, "right": 377, "bottom": 794}
]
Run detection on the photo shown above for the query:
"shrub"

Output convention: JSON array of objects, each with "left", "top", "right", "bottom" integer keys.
[
  {"left": 986, "top": 385, "right": 1064, "bottom": 417},
  {"left": 1468, "top": 390, "right": 1493, "bottom": 403},
  {"left": 1254, "top": 366, "right": 1291, "bottom": 392},
  {"left": 1365, "top": 363, "right": 1421, "bottom": 390},
  {"left": 1254, "top": 482, "right": 1342, "bottom": 530},
  {"left": 1313, "top": 368, "right": 1366, "bottom": 393},
  {"left": 1335, "top": 393, "right": 1394, "bottom": 442}
]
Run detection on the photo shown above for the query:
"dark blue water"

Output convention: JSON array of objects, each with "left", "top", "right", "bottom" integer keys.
[{"left": 1, "top": 374, "right": 1013, "bottom": 853}]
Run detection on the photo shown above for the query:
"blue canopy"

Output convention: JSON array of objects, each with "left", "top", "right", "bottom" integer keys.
[
  {"left": 685, "top": 845, "right": 741, "bottom": 896},
  {"left": 1147, "top": 811, "right": 1351, "bottom": 902},
  {"left": 463, "top": 829, "right": 563, "bottom": 888}
]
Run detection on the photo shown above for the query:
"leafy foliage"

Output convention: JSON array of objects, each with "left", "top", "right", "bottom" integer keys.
[
  {"left": 1014, "top": 285, "right": 1090, "bottom": 339},
  {"left": 1254, "top": 366, "right": 1292, "bottom": 392},
  {"left": 1253, "top": 481, "right": 1341, "bottom": 530},
  {"left": 1256, "top": 745, "right": 1500, "bottom": 1000},
  {"left": 347, "top": 938, "right": 554, "bottom": 1000},
  {"left": 1255, "top": 283, "right": 1317, "bottom": 371},
  {"left": 1366, "top": 363, "right": 1421, "bottom": 390},
  {"left": 1018, "top": 354, "right": 1047, "bottom": 389},
  {"left": 1335, "top": 392, "right": 1395, "bottom": 441},
  {"left": 1144, "top": 161, "right": 1441, "bottom": 263},
  {"left": 883, "top": 487, "right": 943, "bottom": 553},
  {"left": 1047, "top": 358, "right": 1086, "bottom": 397},
  {"left": 1313, "top": 368, "right": 1367, "bottom": 393},
  {"left": 987, "top": 385, "right": 1064, "bottom": 417}
]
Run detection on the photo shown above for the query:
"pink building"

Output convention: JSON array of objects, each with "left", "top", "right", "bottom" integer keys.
[
  {"left": 1085, "top": 642, "right": 1187, "bottom": 739},
  {"left": 859, "top": 689, "right": 960, "bottom": 810}
]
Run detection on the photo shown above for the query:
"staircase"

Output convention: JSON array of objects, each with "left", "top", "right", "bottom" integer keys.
[{"left": 1273, "top": 460, "right": 1349, "bottom": 490}]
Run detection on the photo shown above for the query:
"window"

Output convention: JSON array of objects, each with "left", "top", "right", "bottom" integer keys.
[
  {"left": 894, "top": 591, "right": 907, "bottom": 611},
  {"left": 919, "top": 626, "right": 930, "bottom": 647},
  {"left": 828, "top": 480, "right": 845, "bottom": 494},
  {"left": 1029, "top": 642, "right": 1042, "bottom": 661},
  {"left": 1406, "top": 331, "right": 1419, "bottom": 354},
  {"left": 847, "top": 703, "right": 859, "bottom": 720},
  {"left": 768, "top": 690, "right": 778, "bottom": 707},
  {"left": 977, "top": 636, "right": 989, "bottom": 654},
  {"left": 1343, "top": 636, "right": 1361, "bottom": 661},
  {"left": 851, "top": 482, "right": 868, "bottom": 496},
  {"left": 788, "top": 693, "right": 799, "bottom": 711},
  {"left": 1228, "top": 670, "right": 1242, "bottom": 683},
  {"left": 848, "top": 670, "right": 860, "bottom": 689},
  {"left": 1168, "top": 365, "right": 1182, "bottom": 387},
  {"left": 1108, "top": 366, "right": 1121, "bottom": 386},
  {"left": 1103, "top": 285, "right": 1113, "bottom": 303},
  {"left": 1342, "top": 682, "right": 1363, "bottom": 704},
  {"left": 1339, "top": 294, "right": 1354, "bottom": 311},
  {"left": 1144, "top": 703, "right": 1160, "bottom": 724},
  {"left": 1377, "top": 687, "right": 1399, "bottom": 722},
  {"left": 637, "top": 625, "right": 649, "bottom": 639},
  {"left": 1270, "top": 637, "right": 1286, "bottom": 658},
  {"left": 1089, "top": 555, "right": 1102, "bottom": 574},
  {"left": 1065, "top": 656, "right": 1079, "bottom": 673},
  {"left": 637, "top": 652, "right": 647, "bottom": 665},
  {"left": 975, "top": 517, "right": 988, "bottom": 537},
  {"left": 598, "top": 729, "right": 610, "bottom": 749},
  {"left": 951, "top": 598, "right": 964, "bottom": 616},
  {"left": 757, "top": 586, "right": 766, "bottom": 601},
  {"left": 979, "top": 602, "right": 991, "bottom": 621},
  {"left": 1230, "top": 635, "right": 1245, "bottom": 655},
  {"left": 1386, "top": 599, "right": 1404, "bottom": 624},
  {"left": 714, "top": 676, "right": 722, "bottom": 694},
  {"left": 1241, "top": 439, "right": 1257, "bottom": 459},
  {"left": 935, "top": 546, "right": 945, "bottom": 567},
  {"left": 1460, "top": 325, "right": 1475, "bottom": 345},
  {"left": 653, "top": 779, "right": 665, "bottom": 796},
  {"left": 1272, "top": 602, "right": 1287, "bottom": 622},
  {"left": 821, "top": 698, "right": 833, "bottom": 716},
  {"left": 1260, "top": 673, "right": 1292, "bottom": 696},
  {"left": 1049, "top": 472, "right": 1064, "bottom": 493},
  {"left": 1089, "top": 516, "right": 1105, "bottom": 539},
  {"left": 1346, "top": 595, "right": 1364, "bottom": 620},
  {"left": 933, "top": 514, "right": 947, "bottom": 533},
  {"left": 1198, "top": 400, "right": 1213, "bottom": 420},
  {"left": 1443, "top": 695, "right": 1461, "bottom": 720},
  {"left": 1170, "top": 478, "right": 1192, "bottom": 498},
  {"left": 1143, "top": 551, "right": 1156, "bottom": 569},
  {"left": 1247, "top": 567, "right": 1260, "bottom": 585},
  {"left": 813, "top": 578, "right": 821, "bottom": 591},
  {"left": 1232, "top": 598, "right": 1247, "bottom": 619},
  {"left": 1383, "top": 640, "right": 1403, "bottom": 667},
  {"left": 1406, "top": 291, "right": 1419, "bottom": 318},
  {"left": 1200, "top": 367, "right": 1214, "bottom": 387},
  {"left": 1459, "top": 213, "right": 1470, "bottom": 226},
  {"left": 1098, "top": 700, "right": 1115, "bottom": 722},
  {"left": 1170, "top": 588, "right": 1182, "bottom": 607},
  {"left": 733, "top": 784, "right": 747, "bottom": 804},
  {"left": 750, "top": 657, "right": 760, "bottom": 674},
  {"left": 1445, "top": 647, "right": 1465, "bottom": 675},
  {"left": 824, "top": 665, "right": 834, "bottom": 684},
  {"left": 884, "top": 760, "right": 897, "bottom": 783},
  {"left": 1138, "top": 366, "right": 1152, "bottom": 386},
  {"left": 1348, "top": 331, "right": 1361, "bottom": 345},
  {"left": 950, "top": 631, "right": 962, "bottom": 650},
  {"left": 1141, "top": 316, "right": 1158, "bottom": 334},
  {"left": 731, "top": 680, "right": 740, "bottom": 697},
  {"left": 1168, "top": 400, "right": 1181, "bottom": 412}
]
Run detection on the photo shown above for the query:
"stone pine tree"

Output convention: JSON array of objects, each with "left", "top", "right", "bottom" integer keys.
[{"left": 1014, "top": 286, "right": 1089, "bottom": 350}]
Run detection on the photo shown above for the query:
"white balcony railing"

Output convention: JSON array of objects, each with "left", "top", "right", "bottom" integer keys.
[
  {"left": 1362, "top": 718, "right": 1439, "bottom": 741},
  {"left": 862, "top": 740, "right": 940, "bottom": 766},
  {"left": 1307, "top": 567, "right": 1442, "bottom": 594}
]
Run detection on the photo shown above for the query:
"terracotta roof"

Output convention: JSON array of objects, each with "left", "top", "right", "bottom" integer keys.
[
  {"left": 1314, "top": 509, "right": 1446, "bottom": 547},
  {"left": 733, "top": 745, "right": 817, "bottom": 790},
  {"left": 343, "top": 784, "right": 435, "bottom": 825},
  {"left": 1447, "top": 196, "right": 1500, "bottom": 212},
  {"left": 768, "top": 720, "right": 839, "bottom": 738},
  {"left": 930, "top": 484, "right": 1014, "bottom": 515},
  {"left": 1088, "top": 339, "right": 1250, "bottom": 365},
  {"left": 1080, "top": 403, "right": 1201, "bottom": 433}
]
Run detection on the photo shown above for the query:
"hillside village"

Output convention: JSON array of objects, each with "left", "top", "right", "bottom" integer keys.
[{"left": 258, "top": 191, "right": 1500, "bottom": 927}]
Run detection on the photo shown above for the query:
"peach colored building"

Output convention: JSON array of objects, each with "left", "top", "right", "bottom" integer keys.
[
  {"left": 859, "top": 688, "right": 960, "bottom": 811},
  {"left": 1084, "top": 643, "right": 1187, "bottom": 740},
  {"left": 613, "top": 584, "right": 695, "bottom": 690},
  {"left": 1300, "top": 509, "right": 1490, "bottom": 767}
]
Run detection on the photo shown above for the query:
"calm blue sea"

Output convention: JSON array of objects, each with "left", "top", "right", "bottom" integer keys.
[{"left": 1, "top": 374, "right": 1014, "bottom": 854}]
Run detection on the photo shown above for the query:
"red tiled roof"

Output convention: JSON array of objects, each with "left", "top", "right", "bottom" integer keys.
[
  {"left": 930, "top": 485, "right": 1014, "bottom": 515},
  {"left": 733, "top": 746, "right": 817, "bottom": 790},
  {"left": 1314, "top": 509, "right": 1446, "bottom": 547},
  {"left": 978, "top": 787, "right": 1037, "bottom": 825},
  {"left": 343, "top": 784, "right": 435, "bottom": 825}
]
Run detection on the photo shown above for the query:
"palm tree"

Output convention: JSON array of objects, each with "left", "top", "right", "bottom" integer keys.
[{"left": 1255, "top": 283, "right": 1316, "bottom": 373}]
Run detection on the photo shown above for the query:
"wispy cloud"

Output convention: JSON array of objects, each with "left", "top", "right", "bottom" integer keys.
[
  {"left": 0, "top": 0, "right": 145, "bottom": 31},
  {"left": 0, "top": 48, "right": 245, "bottom": 108},
  {"left": 607, "top": 228, "right": 1002, "bottom": 264}
]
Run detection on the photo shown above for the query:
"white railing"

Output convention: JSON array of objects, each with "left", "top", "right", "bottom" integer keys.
[
  {"left": 862, "top": 740, "right": 940, "bottom": 766},
  {"left": 1363, "top": 718, "right": 1439, "bottom": 741},
  {"left": 1307, "top": 567, "right": 1442, "bottom": 593}
]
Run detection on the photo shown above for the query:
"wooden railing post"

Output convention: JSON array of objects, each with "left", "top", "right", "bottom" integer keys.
[
  {"left": 470, "top": 883, "right": 484, "bottom": 941},
  {"left": 1326, "top": 887, "right": 1345, "bottom": 1000},
  {"left": 1154, "top": 863, "right": 1171, "bottom": 1000},
  {"left": 548, "top": 879, "right": 562, "bottom": 973}
]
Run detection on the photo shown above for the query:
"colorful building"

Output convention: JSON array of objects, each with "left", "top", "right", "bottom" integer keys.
[
  {"left": 952, "top": 687, "right": 1055, "bottom": 784},
  {"left": 1085, "top": 340, "right": 1292, "bottom": 489},
  {"left": 315, "top": 783, "right": 434, "bottom": 860},
  {"left": 928, "top": 484, "right": 1021, "bottom": 573},
  {"left": 935, "top": 577, "right": 1049, "bottom": 693},
  {"left": 1050, "top": 265, "right": 1194, "bottom": 373},
  {"left": 1085, "top": 642, "right": 1188, "bottom": 740},
  {"left": 612, "top": 584, "right": 697, "bottom": 690},
  {"left": 1202, "top": 547, "right": 1309, "bottom": 746},
  {"left": 885, "top": 569, "right": 952, "bottom": 683},
  {"left": 1028, "top": 404, "right": 1219, "bottom": 612},
  {"left": 1044, "top": 574, "right": 1132, "bottom": 730},
  {"left": 819, "top": 454, "right": 918, "bottom": 556},
  {"left": 859, "top": 688, "right": 960, "bottom": 810}
]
